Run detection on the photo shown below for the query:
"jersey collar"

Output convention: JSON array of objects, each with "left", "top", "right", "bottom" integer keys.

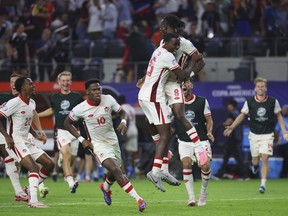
[
  {"left": 255, "top": 95, "right": 268, "bottom": 103},
  {"left": 87, "top": 98, "right": 98, "bottom": 106},
  {"left": 19, "top": 94, "right": 30, "bottom": 105},
  {"left": 185, "top": 94, "right": 195, "bottom": 104}
]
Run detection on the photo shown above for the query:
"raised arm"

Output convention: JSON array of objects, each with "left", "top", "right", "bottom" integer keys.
[{"left": 223, "top": 113, "right": 246, "bottom": 137}]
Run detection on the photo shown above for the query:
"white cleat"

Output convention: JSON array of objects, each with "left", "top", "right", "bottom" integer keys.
[
  {"left": 160, "top": 171, "right": 181, "bottom": 186},
  {"left": 146, "top": 171, "right": 166, "bottom": 192},
  {"left": 197, "top": 193, "right": 207, "bottom": 206},
  {"left": 187, "top": 197, "right": 196, "bottom": 206},
  {"left": 28, "top": 201, "right": 49, "bottom": 208}
]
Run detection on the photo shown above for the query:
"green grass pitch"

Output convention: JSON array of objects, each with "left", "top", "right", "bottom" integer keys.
[{"left": 0, "top": 177, "right": 287, "bottom": 216}]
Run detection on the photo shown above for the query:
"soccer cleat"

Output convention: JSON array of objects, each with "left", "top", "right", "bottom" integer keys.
[
  {"left": 70, "top": 181, "right": 79, "bottom": 193},
  {"left": 40, "top": 187, "right": 49, "bottom": 198},
  {"left": 197, "top": 193, "right": 207, "bottom": 206},
  {"left": 187, "top": 197, "right": 196, "bottom": 206},
  {"left": 28, "top": 201, "right": 49, "bottom": 208},
  {"left": 195, "top": 145, "right": 208, "bottom": 166},
  {"left": 160, "top": 171, "right": 181, "bottom": 186},
  {"left": 14, "top": 193, "right": 29, "bottom": 202},
  {"left": 138, "top": 199, "right": 147, "bottom": 212},
  {"left": 252, "top": 166, "right": 259, "bottom": 174},
  {"left": 146, "top": 171, "right": 166, "bottom": 192},
  {"left": 99, "top": 183, "right": 112, "bottom": 205},
  {"left": 51, "top": 173, "right": 58, "bottom": 182},
  {"left": 259, "top": 186, "right": 265, "bottom": 194}
]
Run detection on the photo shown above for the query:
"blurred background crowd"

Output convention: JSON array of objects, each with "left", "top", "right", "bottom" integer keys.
[{"left": 0, "top": 0, "right": 287, "bottom": 82}]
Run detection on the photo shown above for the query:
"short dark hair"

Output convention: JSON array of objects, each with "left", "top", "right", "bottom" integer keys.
[
  {"left": 227, "top": 99, "right": 237, "bottom": 108},
  {"left": 163, "top": 32, "right": 179, "bottom": 43},
  {"left": 162, "top": 14, "right": 181, "bottom": 30},
  {"left": 10, "top": 73, "right": 22, "bottom": 79},
  {"left": 14, "top": 76, "right": 28, "bottom": 92},
  {"left": 85, "top": 79, "right": 100, "bottom": 90}
]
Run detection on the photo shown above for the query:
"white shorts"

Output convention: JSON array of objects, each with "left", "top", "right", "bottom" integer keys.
[
  {"left": 248, "top": 132, "right": 274, "bottom": 157},
  {"left": 13, "top": 139, "right": 45, "bottom": 162},
  {"left": 138, "top": 100, "right": 171, "bottom": 125},
  {"left": 178, "top": 139, "right": 212, "bottom": 163},
  {"left": 92, "top": 141, "right": 122, "bottom": 166},
  {"left": 56, "top": 129, "right": 79, "bottom": 156},
  {"left": 164, "top": 81, "right": 184, "bottom": 105}
]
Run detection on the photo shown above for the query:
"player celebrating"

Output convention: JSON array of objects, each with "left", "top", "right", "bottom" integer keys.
[
  {"left": 173, "top": 79, "right": 213, "bottom": 206},
  {"left": 224, "top": 77, "right": 288, "bottom": 193},
  {"left": 137, "top": 15, "right": 206, "bottom": 188},
  {"left": 0, "top": 77, "right": 54, "bottom": 208},
  {"left": 138, "top": 32, "right": 200, "bottom": 192},
  {"left": 64, "top": 79, "right": 147, "bottom": 212},
  {"left": 39, "top": 71, "right": 83, "bottom": 193}
]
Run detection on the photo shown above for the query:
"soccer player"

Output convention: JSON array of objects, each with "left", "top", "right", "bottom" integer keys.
[
  {"left": 172, "top": 79, "right": 213, "bottom": 206},
  {"left": 0, "top": 73, "right": 48, "bottom": 201},
  {"left": 0, "top": 77, "right": 54, "bottom": 208},
  {"left": 224, "top": 77, "right": 288, "bottom": 193},
  {"left": 138, "top": 32, "right": 198, "bottom": 192},
  {"left": 38, "top": 71, "right": 83, "bottom": 193},
  {"left": 64, "top": 79, "right": 147, "bottom": 212},
  {"left": 137, "top": 15, "right": 207, "bottom": 188}
]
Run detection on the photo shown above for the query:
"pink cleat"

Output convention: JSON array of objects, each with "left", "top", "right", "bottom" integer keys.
[{"left": 14, "top": 193, "right": 29, "bottom": 202}]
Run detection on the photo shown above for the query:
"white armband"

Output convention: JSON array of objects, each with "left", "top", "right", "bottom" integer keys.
[
  {"left": 77, "top": 136, "right": 85, "bottom": 143},
  {"left": 121, "top": 119, "right": 127, "bottom": 125}
]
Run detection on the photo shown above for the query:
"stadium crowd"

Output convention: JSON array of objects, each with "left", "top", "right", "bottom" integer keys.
[{"left": 0, "top": 0, "right": 287, "bottom": 82}]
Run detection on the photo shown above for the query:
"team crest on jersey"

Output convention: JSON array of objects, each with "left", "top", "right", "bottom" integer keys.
[
  {"left": 88, "top": 114, "right": 94, "bottom": 118},
  {"left": 104, "top": 107, "right": 110, "bottom": 112},
  {"left": 186, "top": 110, "right": 195, "bottom": 122},
  {"left": 100, "top": 153, "right": 104, "bottom": 158},
  {"left": 61, "top": 100, "right": 70, "bottom": 110},
  {"left": 22, "top": 149, "right": 27, "bottom": 153},
  {"left": 21, "top": 111, "right": 25, "bottom": 114}
]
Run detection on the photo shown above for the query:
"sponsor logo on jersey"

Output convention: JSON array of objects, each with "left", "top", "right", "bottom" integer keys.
[
  {"left": 88, "top": 114, "right": 94, "bottom": 118},
  {"left": 21, "top": 111, "right": 25, "bottom": 114},
  {"left": 22, "top": 149, "right": 27, "bottom": 153},
  {"left": 104, "top": 107, "right": 109, "bottom": 112}
]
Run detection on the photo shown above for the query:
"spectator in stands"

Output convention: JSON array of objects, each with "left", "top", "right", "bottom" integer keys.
[
  {"left": 75, "top": 0, "right": 90, "bottom": 41},
  {"left": 229, "top": 0, "right": 252, "bottom": 37},
  {"left": 260, "top": 0, "right": 287, "bottom": 56},
  {"left": 0, "top": 13, "right": 12, "bottom": 59},
  {"left": 201, "top": 1, "right": 221, "bottom": 38},
  {"left": 18, "top": 7, "right": 38, "bottom": 59},
  {"left": 36, "top": 28, "right": 54, "bottom": 81},
  {"left": 116, "top": 0, "right": 133, "bottom": 27},
  {"left": 5, "top": 23, "right": 30, "bottom": 76},
  {"left": 214, "top": 0, "right": 231, "bottom": 35},
  {"left": 274, "top": 104, "right": 288, "bottom": 178},
  {"left": 101, "top": 0, "right": 118, "bottom": 41},
  {"left": 87, "top": 0, "right": 104, "bottom": 41}
]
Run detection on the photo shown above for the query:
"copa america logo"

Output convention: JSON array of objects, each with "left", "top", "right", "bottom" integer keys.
[
  {"left": 257, "top": 107, "right": 266, "bottom": 117},
  {"left": 61, "top": 100, "right": 70, "bottom": 110},
  {"left": 186, "top": 110, "right": 195, "bottom": 121}
]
